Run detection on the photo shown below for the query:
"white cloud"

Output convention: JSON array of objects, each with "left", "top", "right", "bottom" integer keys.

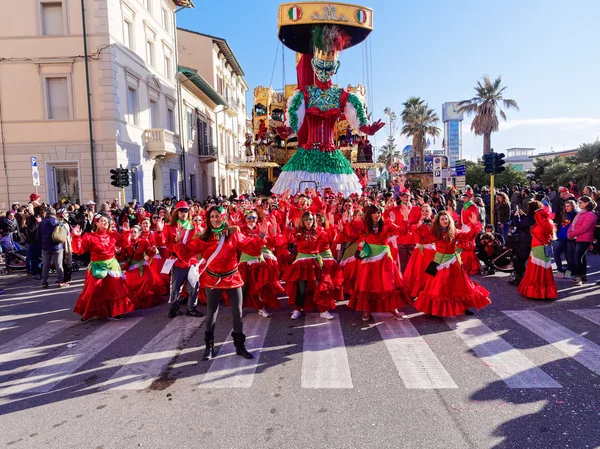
[{"left": 500, "top": 117, "right": 600, "bottom": 131}]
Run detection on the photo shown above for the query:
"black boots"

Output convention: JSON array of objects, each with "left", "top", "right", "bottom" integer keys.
[
  {"left": 202, "top": 331, "right": 215, "bottom": 361},
  {"left": 231, "top": 332, "right": 253, "bottom": 359}
]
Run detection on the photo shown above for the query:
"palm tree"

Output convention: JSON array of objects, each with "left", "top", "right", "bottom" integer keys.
[
  {"left": 377, "top": 143, "right": 397, "bottom": 168},
  {"left": 457, "top": 75, "right": 519, "bottom": 156},
  {"left": 567, "top": 141, "right": 600, "bottom": 187},
  {"left": 401, "top": 98, "right": 440, "bottom": 172}
]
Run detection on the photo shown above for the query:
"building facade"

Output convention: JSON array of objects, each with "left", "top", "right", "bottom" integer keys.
[
  {"left": 504, "top": 147, "right": 535, "bottom": 172},
  {"left": 177, "top": 28, "right": 251, "bottom": 198},
  {"left": 0, "top": 0, "right": 201, "bottom": 209}
]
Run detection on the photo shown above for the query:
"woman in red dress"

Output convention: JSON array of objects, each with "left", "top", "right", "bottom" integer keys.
[
  {"left": 141, "top": 216, "right": 169, "bottom": 295},
  {"left": 413, "top": 211, "right": 491, "bottom": 316},
  {"left": 403, "top": 204, "right": 437, "bottom": 298},
  {"left": 238, "top": 209, "right": 284, "bottom": 317},
  {"left": 347, "top": 205, "right": 412, "bottom": 321},
  {"left": 337, "top": 209, "right": 364, "bottom": 296},
  {"left": 174, "top": 205, "right": 267, "bottom": 361},
  {"left": 122, "top": 225, "right": 164, "bottom": 309},
  {"left": 71, "top": 213, "right": 134, "bottom": 322},
  {"left": 282, "top": 211, "right": 336, "bottom": 320},
  {"left": 518, "top": 205, "right": 558, "bottom": 299}
]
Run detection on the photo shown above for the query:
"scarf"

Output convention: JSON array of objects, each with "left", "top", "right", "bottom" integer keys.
[
  {"left": 211, "top": 222, "right": 227, "bottom": 240},
  {"left": 463, "top": 200, "right": 473, "bottom": 211},
  {"left": 177, "top": 219, "right": 193, "bottom": 230}
]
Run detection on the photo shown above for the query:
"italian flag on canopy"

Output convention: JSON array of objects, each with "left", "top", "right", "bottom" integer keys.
[
  {"left": 356, "top": 9, "right": 367, "bottom": 24},
  {"left": 288, "top": 6, "right": 302, "bottom": 21}
]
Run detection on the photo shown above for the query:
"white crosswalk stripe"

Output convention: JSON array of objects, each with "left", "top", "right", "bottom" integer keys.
[
  {"left": 199, "top": 314, "right": 270, "bottom": 388},
  {"left": 374, "top": 313, "right": 457, "bottom": 389},
  {"left": 570, "top": 308, "right": 600, "bottom": 327},
  {"left": 301, "top": 313, "right": 353, "bottom": 389},
  {"left": 0, "top": 318, "right": 143, "bottom": 397},
  {"left": 100, "top": 318, "right": 204, "bottom": 391},
  {"left": 504, "top": 310, "right": 600, "bottom": 377},
  {"left": 445, "top": 316, "right": 561, "bottom": 388}
]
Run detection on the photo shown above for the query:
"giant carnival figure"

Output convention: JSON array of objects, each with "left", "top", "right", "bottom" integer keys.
[{"left": 272, "top": 3, "right": 384, "bottom": 196}]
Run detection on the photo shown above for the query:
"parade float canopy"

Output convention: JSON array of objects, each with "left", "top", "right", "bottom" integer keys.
[
  {"left": 352, "top": 162, "right": 384, "bottom": 169},
  {"left": 237, "top": 162, "right": 280, "bottom": 168},
  {"left": 278, "top": 2, "right": 373, "bottom": 53}
]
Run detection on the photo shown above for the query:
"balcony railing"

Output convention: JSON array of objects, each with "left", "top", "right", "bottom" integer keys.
[
  {"left": 144, "top": 129, "right": 179, "bottom": 161},
  {"left": 198, "top": 144, "right": 218, "bottom": 162}
]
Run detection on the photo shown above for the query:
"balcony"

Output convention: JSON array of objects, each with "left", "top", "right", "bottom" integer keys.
[
  {"left": 199, "top": 144, "right": 218, "bottom": 162},
  {"left": 225, "top": 97, "right": 238, "bottom": 117},
  {"left": 144, "top": 129, "right": 179, "bottom": 161}
]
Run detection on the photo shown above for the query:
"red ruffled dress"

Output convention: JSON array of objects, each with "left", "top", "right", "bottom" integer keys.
[
  {"left": 174, "top": 227, "right": 266, "bottom": 291},
  {"left": 338, "top": 220, "right": 364, "bottom": 295},
  {"left": 403, "top": 222, "right": 437, "bottom": 298},
  {"left": 518, "top": 211, "right": 558, "bottom": 299},
  {"left": 238, "top": 224, "right": 284, "bottom": 310},
  {"left": 71, "top": 231, "right": 135, "bottom": 320},
  {"left": 348, "top": 219, "right": 412, "bottom": 313},
  {"left": 142, "top": 229, "right": 169, "bottom": 295},
  {"left": 458, "top": 204, "right": 482, "bottom": 274},
  {"left": 317, "top": 226, "right": 344, "bottom": 302},
  {"left": 282, "top": 228, "right": 336, "bottom": 312},
  {"left": 414, "top": 224, "right": 491, "bottom": 316},
  {"left": 122, "top": 236, "right": 164, "bottom": 309}
]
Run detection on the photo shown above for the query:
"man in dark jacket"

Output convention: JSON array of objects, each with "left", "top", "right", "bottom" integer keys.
[
  {"left": 37, "top": 207, "right": 65, "bottom": 289},
  {"left": 509, "top": 205, "right": 536, "bottom": 286},
  {"left": 26, "top": 205, "right": 46, "bottom": 279}
]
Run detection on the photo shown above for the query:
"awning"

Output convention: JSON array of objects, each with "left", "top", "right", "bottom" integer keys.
[{"left": 178, "top": 67, "right": 226, "bottom": 107}]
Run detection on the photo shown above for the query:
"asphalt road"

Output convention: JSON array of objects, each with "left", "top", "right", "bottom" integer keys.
[{"left": 0, "top": 258, "right": 599, "bottom": 449}]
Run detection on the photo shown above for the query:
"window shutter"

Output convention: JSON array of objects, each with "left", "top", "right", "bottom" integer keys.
[
  {"left": 42, "top": 3, "right": 64, "bottom": 36},
  {"left": 47, "top": 77, "right": 69, "bottom": 119}
]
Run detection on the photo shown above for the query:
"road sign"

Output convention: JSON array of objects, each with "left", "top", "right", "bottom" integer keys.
[
  {"left": 31, "top": 156, "right": 37, "bottom": 167},
  {"left": 32, "top": 166, "right": 40, "bottom": 187},
  {"left": 434, "top": 169, "right": 442, "bottom": 184}
]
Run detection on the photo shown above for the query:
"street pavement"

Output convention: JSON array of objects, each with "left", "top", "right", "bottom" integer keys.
[{"left": 0, "top": 258, "right": 599, "bottom": 449}]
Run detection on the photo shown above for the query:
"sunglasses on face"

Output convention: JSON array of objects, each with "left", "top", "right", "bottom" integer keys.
[
  {"left": 178, "top": 209, "right": 189, "bottom": 213},
  {"left": 247, "top": 216, "right": 258, "bottom": 221},
  {"left": 193, "top": 218, "right": 202, "bottom": 222},
  {"left": 303, "top": 218, "right": 314, "bottom": 222},
  {"left": 152, "top": 216, "right": 159, "bottom": 219}
]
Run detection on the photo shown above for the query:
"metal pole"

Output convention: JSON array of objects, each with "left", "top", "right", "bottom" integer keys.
[
  {"left": 81, "top": 0, "right": 97, "bottom": 203},
  {"left": 490, "top": 173, "right": 495, "bottom": 226}
]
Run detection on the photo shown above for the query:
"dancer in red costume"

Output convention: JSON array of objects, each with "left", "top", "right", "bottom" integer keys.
[
  {"left": 238, "top": 209, "right": 284, "bottom": 317},
  {"left": 71, "top": 213, "right": 134, "bottom": 322},
  {"left": 403, "top": 204, "right": 437, "bottom": 298},
  {"left": 347, "top": 205, "right": 412, "bottom": 322},
  {"left": 414, "top": 211, "right": 491, "bottom": 317},
  {"left": 173, "top": 205, "right": 267, "bottom": 361},
  {"left": 283, "top": 211, "right": 336, "bottom": 320},
  {"left": 122, "top": 225, "right": 164, "bottom": 309},
  {"left": 337, "top": 208, "right": 364, "bottom": 296},
  {"left": 315, "top": 212, "right": 344, "bottom": 302},
  {"left": 458, "top": 191, "right": 482, "bottom": 274},
  {"left": 141, "top": 216, "right": 169, "bottom": 295},
  {"left": 518, "top": 203, "right": 558, "bottom": 299},
  {"left": 384, "top": 190, "right": 420, "bottom": 273}
]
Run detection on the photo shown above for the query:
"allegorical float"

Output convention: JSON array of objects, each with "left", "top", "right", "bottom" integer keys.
[{"left": 259, "top": 2, "right": 385, "bottom": 196}]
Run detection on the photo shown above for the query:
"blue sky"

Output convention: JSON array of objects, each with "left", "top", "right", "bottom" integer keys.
[{"left": 177, "top": 0, "right": 600, "bottom": 160}]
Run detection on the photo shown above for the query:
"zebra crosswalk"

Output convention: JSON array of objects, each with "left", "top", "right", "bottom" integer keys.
[{"left": 1, "top": 308, "right": 600, "bottom": 397}]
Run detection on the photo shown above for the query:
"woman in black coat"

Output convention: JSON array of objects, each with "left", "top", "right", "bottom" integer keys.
[{"left": 509, "top": 201, "right": 538, "bottom": 286}]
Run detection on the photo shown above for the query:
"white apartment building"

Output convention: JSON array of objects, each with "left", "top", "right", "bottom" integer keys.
[
  {"left": 177, "top": 28, "right": 252, "bottom": 198},
  {"left": 0, "top": 0, "right": 193, "bottom": 208}
]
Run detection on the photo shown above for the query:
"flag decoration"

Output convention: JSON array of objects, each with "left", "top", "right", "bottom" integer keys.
[
  {"left": 288, "top": 5, "right": 302, "bottom": 21},
  {"left": 355, "top": 9, "right": 367, "bottom": 24}
]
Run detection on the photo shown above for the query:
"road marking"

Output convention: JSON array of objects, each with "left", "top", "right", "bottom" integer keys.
[
  {"left": 0, "top": 308, "right": 71, "bottom": 323},
  {"left": 301, "top": 314, "right": 352, "bottom": 389},
  {"left": 504, "top": 310, "right": 600, "bottom": 376},
  {"left": 373, "top": 313, "right": 457, "bottom": 389},
  {"left": 570, "top": 309, "right": 600, "bottom": 327},
  {"left": 0, "top": 318, "right": 143, "bottom": 396},
  {"left": 101, "top": 318, "right": 204, "bottom": 390},
  {"left": 0, "top": 320, "right": 75, "bottom": 364},
  {"left": 445, "top": 316, "right": 561, "bottom": 388},
  {"left": 0, "top": 321, "right": 17, "bottom": 332},
  {"left": 200, "top": 314, "right": 269, "bottom": 388}
]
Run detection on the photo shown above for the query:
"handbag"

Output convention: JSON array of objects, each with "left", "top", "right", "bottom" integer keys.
[
  {"left": 543, "top": 244, "right": 553, "bottom": 257},
  {"left": 425, "top": 261, "right": 439, "bottom": 277},
  {"left": 358, "top": 242, "right": 371, "bottom": 259}
]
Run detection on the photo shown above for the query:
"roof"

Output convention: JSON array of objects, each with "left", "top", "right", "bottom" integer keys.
[
  {"left": 535, "top": 149, "right": 578, "bottom": 158},
  {"left": 178, "top": 67, "right": 226, "bottom": 106},
  {"left": 177, "top": 28, "right": 245, "bottom": 77},
  {"left": 172, "top": 0, "right": 195, "bottom": 7}
]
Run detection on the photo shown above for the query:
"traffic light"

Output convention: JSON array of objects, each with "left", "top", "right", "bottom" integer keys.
[
  {"left": 110, "top": 168, "right": 121, "bottom": 187},
  {"left": 483, "top": 153, "right": 495, "bottom": 174},
  {"left": 119, "top": 168, "right": 130, "bottom": 187},
  {"left": 494, "top": 153, "right": 506, "bottom": 174}
]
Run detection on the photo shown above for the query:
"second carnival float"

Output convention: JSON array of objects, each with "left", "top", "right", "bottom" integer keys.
[{"left": 245, "top": 2, "right": 385, "bottom": 197}]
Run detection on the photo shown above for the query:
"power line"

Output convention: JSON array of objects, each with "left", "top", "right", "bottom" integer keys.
[{"left": 269, "top": 41, "right": 280, "bottom": 87}]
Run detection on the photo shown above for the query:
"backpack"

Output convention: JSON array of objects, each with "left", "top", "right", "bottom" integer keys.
[{"left": 52, "top": 222, "right": 68, "bottom": 244}]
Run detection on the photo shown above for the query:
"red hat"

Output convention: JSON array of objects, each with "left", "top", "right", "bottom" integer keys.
[
  {"left": 558, "top": 187, "right": 568, "bottom": 193},
  {"left": 30, "top": 193, "right": 40, "bottom": 202},
  {"left": 400, "top": 189, "right": 410, "bottom": 196},
  {"left": 462, "top": 191, "right": 473, "bottom": 198},
  {"left": 174, "top": 201, "right": 190, "bottom": 210}
]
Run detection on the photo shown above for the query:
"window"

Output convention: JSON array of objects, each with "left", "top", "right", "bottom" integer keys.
[
  {"left": 149, "top": 99, "right": 157, "bottom": 128},
  {"left": 46, "top": 77, "right": 69, "bottom": 120},
  {"left": 163, "top": 55, "right": 172, "bottom": 79},
  {"left": 126, "top": 86, "right": 137, "bottom": 125},
  {"left": 170, "top": 170, "right": 178, "bottom": 198},
  {"left": 144, "top": 0, "right": 152, "bottom": 14},
  {"left": 197, "top": 118, "right": 208, "bottom": 154},
  {"left": 145, "top": 39, "right": 154, "bottom": 66},
  {"left": 123, "top": 19, "right": 133, "bottom": 49},
  {"left": 167, "top": 105, "right": 175, "bottom": 132},
  {"left": 186, "top": 110, "right": 193, "bottom": 141},
  {"left": 41, "top": 2, "right": 64, "bottom": 35},
  {"left": 161, "top": 9, "right": 170, "bottom": 32}
]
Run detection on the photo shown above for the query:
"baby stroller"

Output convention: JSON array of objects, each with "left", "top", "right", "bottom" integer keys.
[
  {"left": 0, "top": 234, "right": 27, "bottom": 273},
  {"left": 476, "top": 232, "right": 515, "bottom": 276}
]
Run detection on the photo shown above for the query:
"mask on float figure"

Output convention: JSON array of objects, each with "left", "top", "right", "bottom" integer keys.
[{"left": 310, "top": 25, "right": 349, "bottom": 84}]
